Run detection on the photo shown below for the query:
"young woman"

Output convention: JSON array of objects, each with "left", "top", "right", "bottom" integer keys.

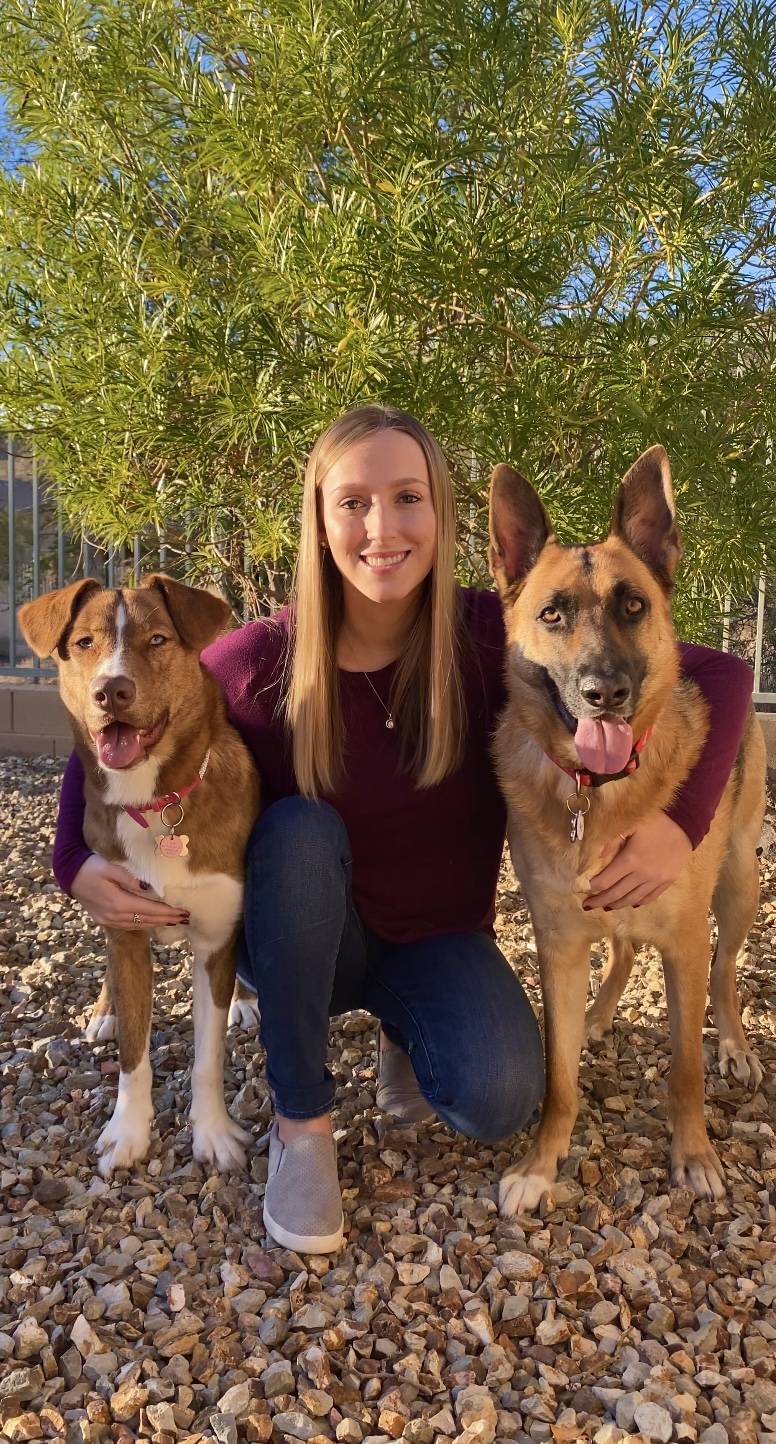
[{"left": 54, "top": 406, "right": 754, "bottom": 1253}]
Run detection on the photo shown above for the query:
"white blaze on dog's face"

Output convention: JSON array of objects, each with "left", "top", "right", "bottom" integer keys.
[{"left": 19, "top": 575, "right": 232, "bottom": 773}]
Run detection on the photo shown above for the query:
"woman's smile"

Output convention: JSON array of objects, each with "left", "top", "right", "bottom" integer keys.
[{"left": 359, "top": 549, "right": 411, "bottom": 572}]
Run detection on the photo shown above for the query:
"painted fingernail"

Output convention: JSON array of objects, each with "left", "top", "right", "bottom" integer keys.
[
  {"left": 139, "top": 881, "right": 150, "bottom": 890},
  {"left": 604, "top": 905, "right": 612, "bottom": 912}
]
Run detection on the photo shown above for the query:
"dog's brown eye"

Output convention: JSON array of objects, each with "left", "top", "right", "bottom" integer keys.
[
  {"left": 149, "top": 634, "right": 167, "bottom": 646},
  {"left": 74, "top": 636, "right": 93, "bottom": 650},
  {"left": 624, "top": 597, "right": 645, "bottom": 616},
  {"left": 540, "top": 607, "right": 562, "bottom": 625}
]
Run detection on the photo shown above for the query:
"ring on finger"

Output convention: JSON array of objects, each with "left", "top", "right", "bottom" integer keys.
[{"left": 131, "top": 912, "right": 142, "bottom": 926}]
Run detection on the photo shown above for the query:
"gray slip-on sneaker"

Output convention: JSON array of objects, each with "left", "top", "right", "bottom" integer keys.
[
  {"left": 263, "top": 1124, "right": 344, "bottom": 1254},
  {"left": 376, "top": 1031, "right": 436, "bottom": 1124}
]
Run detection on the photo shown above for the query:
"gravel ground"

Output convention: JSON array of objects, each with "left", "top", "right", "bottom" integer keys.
[{"left": 1, "top": 755, "right": 774, "bottom": 1444}]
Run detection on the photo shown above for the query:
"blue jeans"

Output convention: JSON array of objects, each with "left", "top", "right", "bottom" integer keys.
[{"left": 238, "top": 798, "right": 544, "bottom": 1140}]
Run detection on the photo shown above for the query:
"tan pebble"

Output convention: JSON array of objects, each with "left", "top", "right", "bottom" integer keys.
[
  {"left": 299, "top": 1391, "right": 334, "bottom": 1418},
  {"left": 39, "top": 1406, "right": 64, "bottom": 1435},
  {"left": 4, "top": 1414, "right": 43, "bottom": 1442},
  {"left": 378, "top": 1411, "right": 407, "bottom": 1439},
  {"left": 246, "top": 1416, "right": 274, "bottom": 1443},
  {"left": 494, "top": 1252, "right": 542, "bottom": 1282},
  {"left": 335, "top": 1422, "right": 363, "bottom": 1444},
  {"left": 110, "top": 1384, "right": 150, "bottom": 1422},
  {"left": 725, "top": 1412, "right": 760, "bottom": 1444}
]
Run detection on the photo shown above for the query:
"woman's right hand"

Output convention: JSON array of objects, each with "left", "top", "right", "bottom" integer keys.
[{"left": 70, "top": 854, "right": 190, "bottom": 930}]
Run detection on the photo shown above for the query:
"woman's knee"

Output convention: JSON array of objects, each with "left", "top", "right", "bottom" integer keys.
[
  {"left": 246, "top": 796, "right": 348, "bottom": 875},
  {"left": 436, "top": 1019, "right": 545, "bottom": 1143},
  {"left": 441, "top": 1071, "right": 543, "bottom": 1144}
]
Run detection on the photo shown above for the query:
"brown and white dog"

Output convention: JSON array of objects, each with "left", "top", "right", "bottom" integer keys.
[
  {"left": 490, "top": 448, "right": 765, "bottom": 1214},
  {"left": 20, "top": 575, "right": 261, "bottom": 1176}
]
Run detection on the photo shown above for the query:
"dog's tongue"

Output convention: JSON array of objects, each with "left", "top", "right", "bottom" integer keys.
[
  {"left": 95, "top": 722, "right": 145, "bottom": 770},
  {"left": 575, "top": 717, "right": 634, "bottom": 774}
]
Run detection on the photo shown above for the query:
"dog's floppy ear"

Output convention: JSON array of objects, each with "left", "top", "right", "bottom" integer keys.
[
  {"left": 18, "top": 578, "right": 102, "bottom": 659},
  {"left": 142, "top": 573, "right": 234, "bottom": 652},
  {"left": 611, "top": 445, "right": 682, "bottom": 588},
  {"left": 488, "top": 464, "right": 553, "bottom": 593}
]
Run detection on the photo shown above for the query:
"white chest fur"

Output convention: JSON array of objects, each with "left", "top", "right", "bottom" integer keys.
[{"left": 115, "top": 808, "right": 243, "bottom": 954}]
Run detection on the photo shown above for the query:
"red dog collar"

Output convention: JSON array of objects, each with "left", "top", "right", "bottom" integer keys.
[{"left": 123, "top": 749, "right": 211, "bottom": 828}]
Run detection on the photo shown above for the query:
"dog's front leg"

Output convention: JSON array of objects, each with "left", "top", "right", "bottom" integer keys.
[
  {"left": 500, "top": 932, "right": 591, "bottom": 1216},
  {"left": 662, "top": 920, "right": 725, "bottom": 1199},
  {"left": 96, "top": 929, "right": 154, "bottom": 1176},
  {"left": 189, "top": 932, "right": 251, "bottom": 1171}
]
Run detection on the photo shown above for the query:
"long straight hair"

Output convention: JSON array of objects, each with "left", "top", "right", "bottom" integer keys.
[{"left": 286, "top": 405, "right": 466, "bottom": 798}]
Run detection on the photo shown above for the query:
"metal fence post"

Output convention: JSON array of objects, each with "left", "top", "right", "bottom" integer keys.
[
  {"left": 7, "top": 435, "right": 16, "bottom": 671},
  {"left": 31, "top": 449, "right": 40, "bottom": 677},
  {"left": 754, "top": 574, "right": 766, "bottom": 697}
]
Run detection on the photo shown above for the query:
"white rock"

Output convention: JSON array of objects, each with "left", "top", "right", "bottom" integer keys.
[
  {"left": 12, "top": 1319, "right": 48, "bottom": 1361},
  {"left": 336, "top": 1423, "right": 363, "bottom": 1444},
  {"left": 494, "top": 1250, "right": 543, "bottom": 1282},
  {"left": 70, "top": 1315, "right": 106, "bottom": 1359},
  {"left": 145, "top": 1403, "right": 177, "bottom": 1433},
  {"left": 218, "top": 1382, "right": 252, "bottom": 1419},
  {"left": 454, "top": 1385, "right": 498, "bottom": 1444},
  {"left": 633, "top": 1402, "right": 673, "bottom": 1442}
]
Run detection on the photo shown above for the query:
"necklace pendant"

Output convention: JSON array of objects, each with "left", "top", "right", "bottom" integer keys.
[{"left": 385, "top": 716, "right": 395, "bottom": 730}]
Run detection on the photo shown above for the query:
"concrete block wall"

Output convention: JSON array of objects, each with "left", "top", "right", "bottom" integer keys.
[{"left": 0, "top": 684, "right": 72, "bottom": 758}]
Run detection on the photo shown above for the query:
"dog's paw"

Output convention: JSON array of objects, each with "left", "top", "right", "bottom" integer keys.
[
  {"left": 670, "top": 1145, "right": 726, "bottom": 1200},
  {"left": 191, "top": 1106, "right": 250, "bottom": 1172},
  {"left": 718, "top": 1039, "right": 764, "bottom": 1091},
  {"left": 584, "top": 1007, "right": 614, "bottom": 1044},
  {"left": 85, "top": 1010, "right": 117, "bottom": 1043},
  {"left": 228, "top": 994, "right": 260, "bottom": 1031},
  {"left": 499, "top": 1163, "right": 555, "bottom": 1216},
  {"left": 96, "top": 1110, "right": 152, "bottom": 1177}
]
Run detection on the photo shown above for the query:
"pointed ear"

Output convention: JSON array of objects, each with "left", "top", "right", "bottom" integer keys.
[
  {"left": 18, "top": 578, "right": 102, "bottom": 659},
  {"left": 488, "top": 464, "right": 553, "bottom": 593},
  {"left": 611, "top": 446, "right": 682, "bottom": 587},
  {"left": 142, "top": 574, "right": 233, "bottom": 652}
]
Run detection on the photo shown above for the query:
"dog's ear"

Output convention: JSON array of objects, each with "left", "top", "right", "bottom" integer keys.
[
  {"left": 488, "top": 464, "right": 553, "bottom": 592},
  {"left": 142, "top": 574, "right": 234, "bottom": 652},
  {"left": 611, "top": 446, "right": 682, "bottom": 588},
  {"left": 18, "top": 578, "right": 102, "bottom": 659}
]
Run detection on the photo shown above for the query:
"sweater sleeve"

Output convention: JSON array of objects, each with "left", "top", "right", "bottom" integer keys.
[
  {"left": 666, "top": 643, "right": 755, "bottom": 848},
  {"left": 53, "top": 750, "right": 93, "bottom": 894}
]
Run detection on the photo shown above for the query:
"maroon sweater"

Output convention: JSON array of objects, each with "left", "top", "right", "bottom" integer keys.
[{"left": 53, "top": 588, "right": 754, "bottom": 942}]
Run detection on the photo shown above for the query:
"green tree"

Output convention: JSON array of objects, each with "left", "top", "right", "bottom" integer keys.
[{"left": 1, "top": 0, "right": 774, "bottom": 630}]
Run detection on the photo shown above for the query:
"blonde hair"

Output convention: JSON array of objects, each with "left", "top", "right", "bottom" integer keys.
[{"left": 286, "top": 405, "right": 466, "bottom": 797}]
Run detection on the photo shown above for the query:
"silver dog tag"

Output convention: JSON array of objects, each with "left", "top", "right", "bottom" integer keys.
[{"left": 570, "top": 809, "right": 585, "bottom": 844}]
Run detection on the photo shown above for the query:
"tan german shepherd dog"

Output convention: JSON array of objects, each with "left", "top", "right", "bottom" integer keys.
[{"left": 489, "top": 446, "right": 765, "bottom": 1215}]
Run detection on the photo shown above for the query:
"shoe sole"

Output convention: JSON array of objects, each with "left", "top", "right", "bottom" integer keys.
[
  {"left": 263, "top": 1203, "right": 344, "bottom": 1254},
  {"left": 376, "top": 1094, "right": 437, "bottom": 1124}
]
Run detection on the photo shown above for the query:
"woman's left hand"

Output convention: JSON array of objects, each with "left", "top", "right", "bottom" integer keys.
[{"left": 583, "top": 812, "right": 692, "bottom": 911}]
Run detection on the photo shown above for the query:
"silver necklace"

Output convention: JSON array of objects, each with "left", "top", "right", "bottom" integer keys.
[{"left": 362, "top": 671, "right": 395, "bottom": 729}]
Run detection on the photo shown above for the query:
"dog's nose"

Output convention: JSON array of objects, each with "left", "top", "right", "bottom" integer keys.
[
  {"left": 579, "top": 673, "right": 631, "bottom": 711},
  {"left": 91, "top": 674, "right": 137, "bottom": 709}
]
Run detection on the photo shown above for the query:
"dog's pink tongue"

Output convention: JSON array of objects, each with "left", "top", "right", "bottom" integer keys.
[
  {"left": 575, "top": 717, "right": 634, "bottom": 774},
  {"left": 96, "top": 722, "right": 145, "bottom": 770}
]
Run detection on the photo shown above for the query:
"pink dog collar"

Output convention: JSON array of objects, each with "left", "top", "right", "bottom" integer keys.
[{"left": 123, "top": 749, "right": 211, "bottom": 829}]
